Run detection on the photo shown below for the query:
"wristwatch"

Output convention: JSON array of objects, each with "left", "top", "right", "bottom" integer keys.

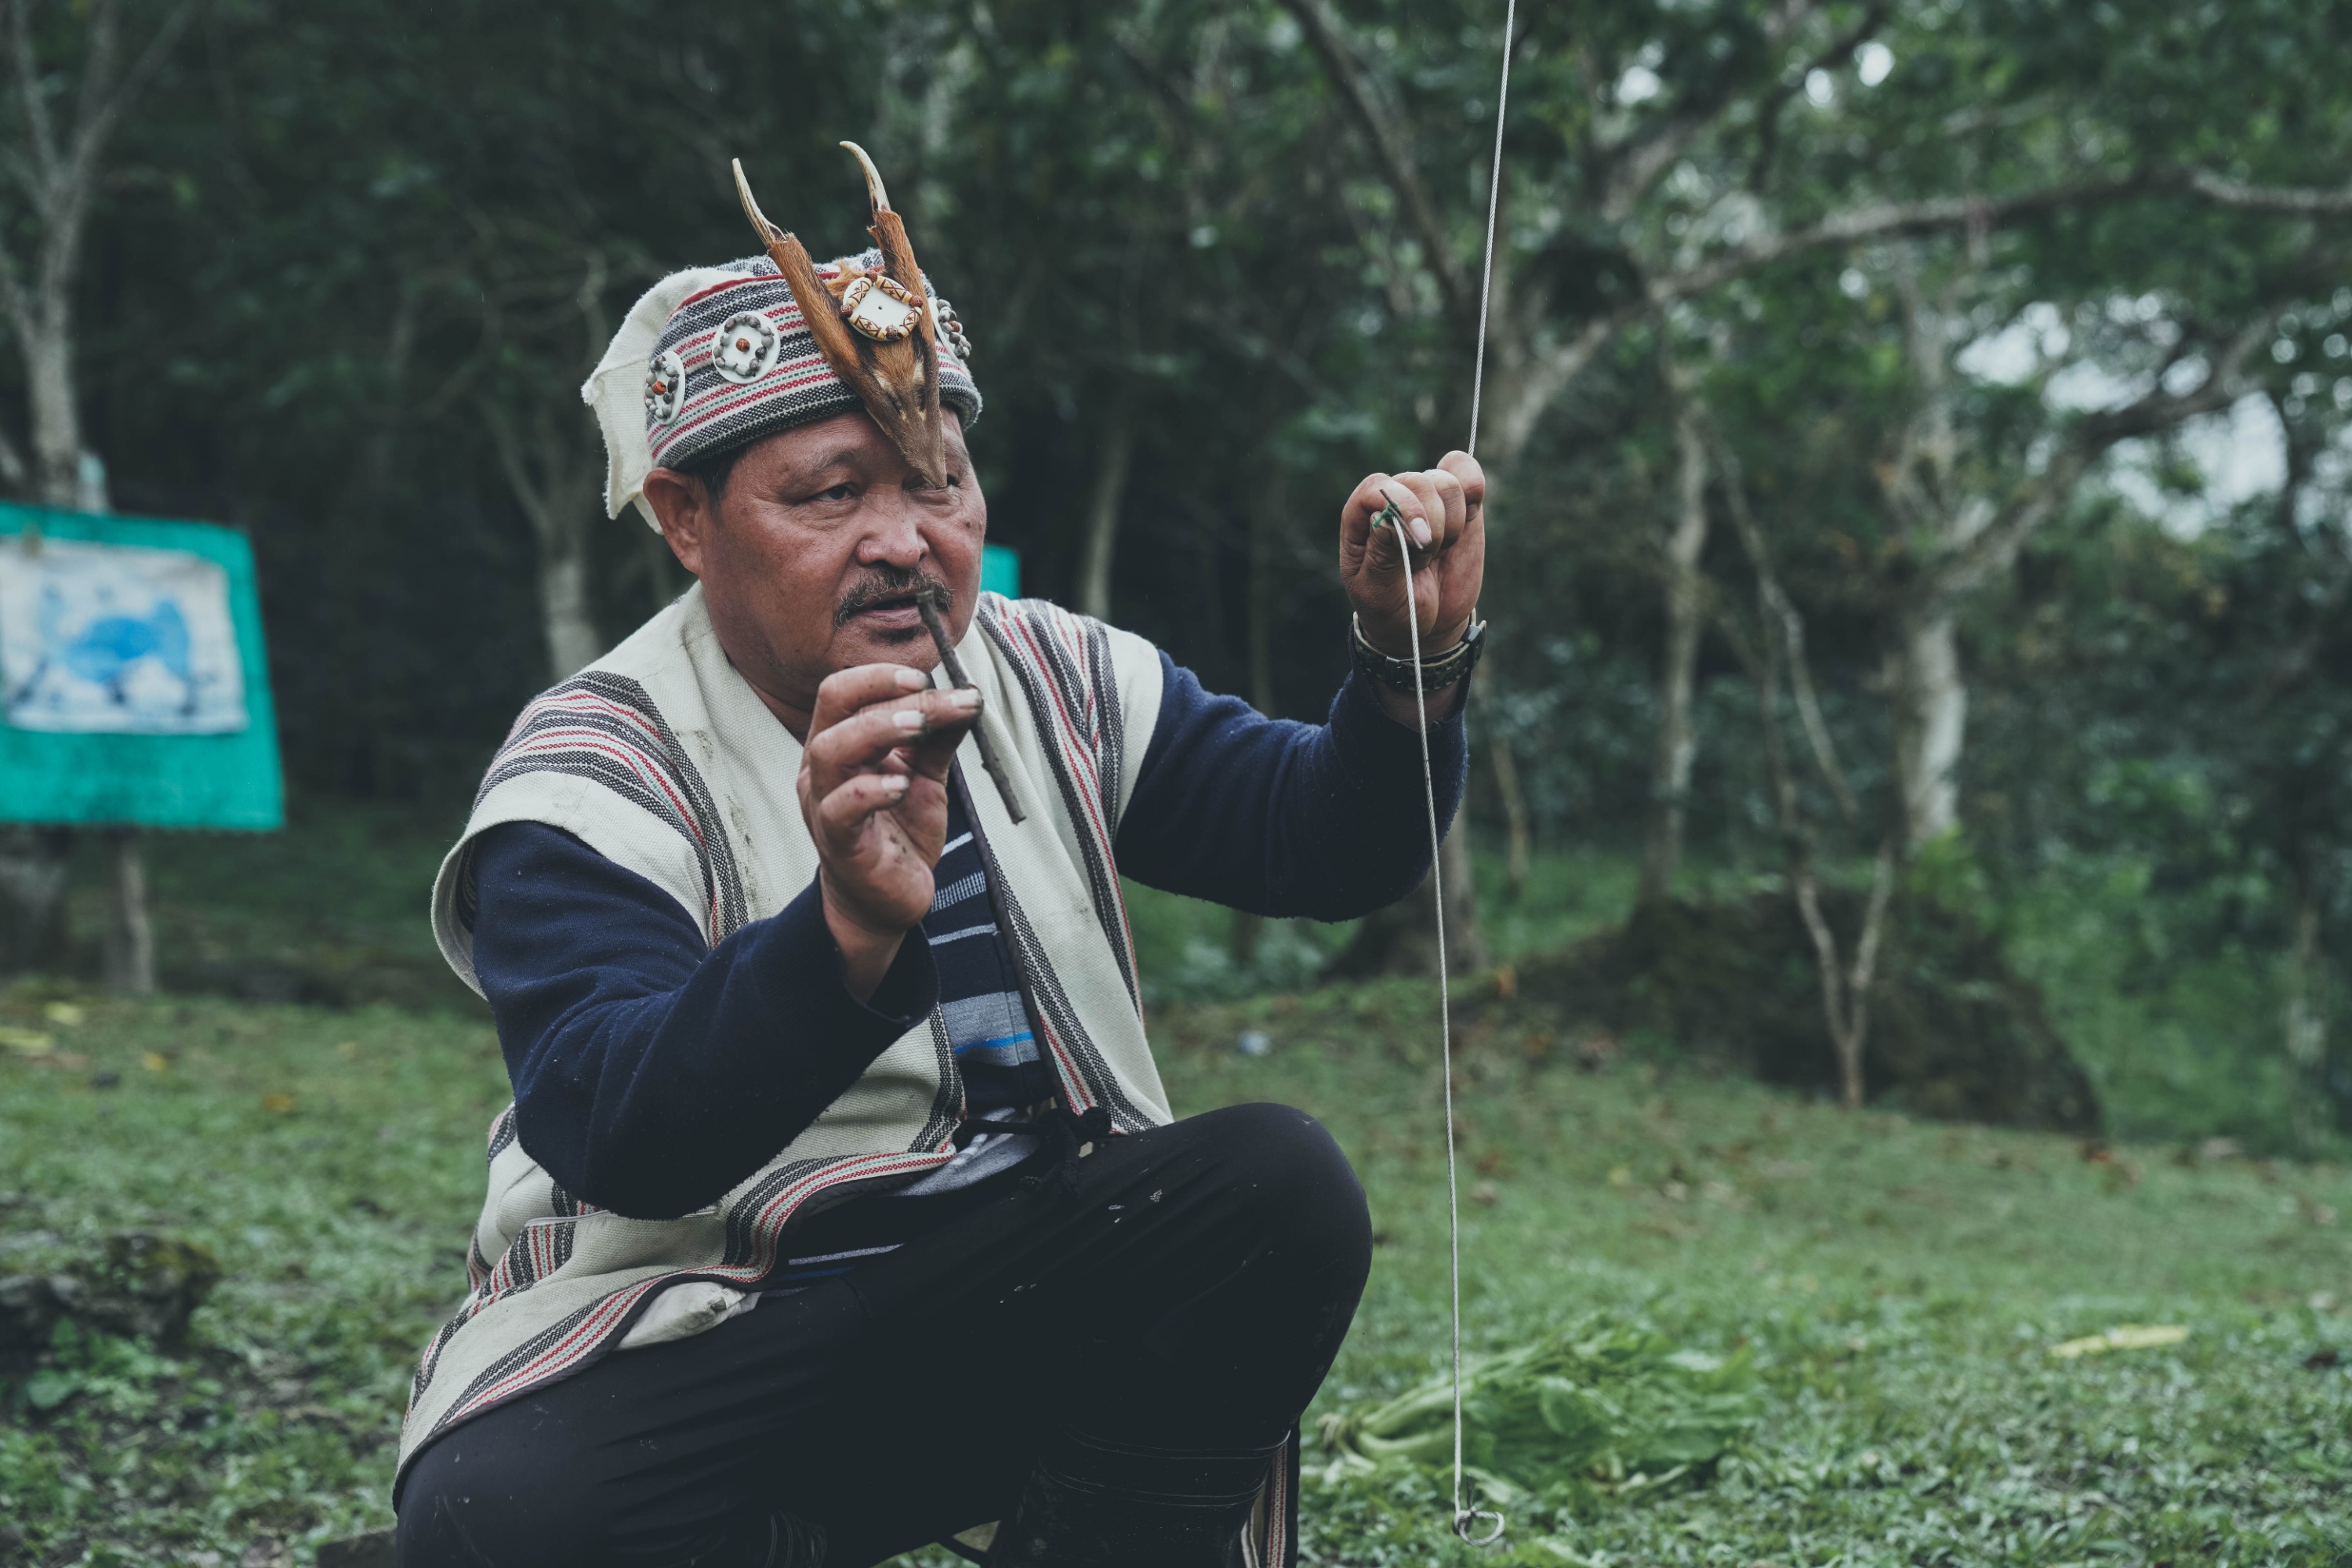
[{"left": 1350, "top": 615, "right": 1486, "bottom": 693}]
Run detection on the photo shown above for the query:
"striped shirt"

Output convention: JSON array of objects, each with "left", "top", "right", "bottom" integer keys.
[{"left": 763, "top": 785, "right": 1054, "bottom": 1287}]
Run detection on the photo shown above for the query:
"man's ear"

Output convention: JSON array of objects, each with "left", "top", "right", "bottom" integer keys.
[{"left": 643, "top": 469, "right": 711, "bottom": 577}]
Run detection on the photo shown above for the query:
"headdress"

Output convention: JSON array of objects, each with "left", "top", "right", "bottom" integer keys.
[{"left": 583, "top": 143, "right": 978, "bottom": 528}]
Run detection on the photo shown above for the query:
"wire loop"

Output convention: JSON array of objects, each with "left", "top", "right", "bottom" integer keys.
[{"left": 1455, "top": 1508, "right": 1508, "bottom": 1546}]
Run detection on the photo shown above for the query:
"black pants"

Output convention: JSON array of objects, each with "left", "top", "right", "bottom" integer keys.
[{"left": 396, "top": 1102, "right": 1372, "bottom": 1567}]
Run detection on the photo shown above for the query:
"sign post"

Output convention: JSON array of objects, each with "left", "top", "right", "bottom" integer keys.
[{"left": 0, "top": 502, "right": 284, "bottom": 990}]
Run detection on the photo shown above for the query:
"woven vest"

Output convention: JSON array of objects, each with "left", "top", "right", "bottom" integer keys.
[{"left": 400, "top": 586, "right": 1177, "bottom": 1475}]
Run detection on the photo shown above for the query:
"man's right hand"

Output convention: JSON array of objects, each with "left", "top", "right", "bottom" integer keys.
[{"left": 797, "top": 664, "right": 984, "bottom": 1000}]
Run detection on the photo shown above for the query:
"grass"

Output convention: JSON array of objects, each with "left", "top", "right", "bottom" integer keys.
[
  {"left": 4, "top": 971, "right": 2347, "bottom": 1566},
  {"left": 57, "top": 807, "right": 474, "bottom": 1013}
]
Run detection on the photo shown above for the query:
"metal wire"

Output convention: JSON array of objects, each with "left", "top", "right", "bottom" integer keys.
[
  {"left": 1466, "top": 0, "right": 1518, "bottom": 463},
  {"left": 1439, "top": 0, "right": 1517, "bottom": 1541},
  {"left": 1373, "top": 489, "right": 1502, "bottom": 1548}
]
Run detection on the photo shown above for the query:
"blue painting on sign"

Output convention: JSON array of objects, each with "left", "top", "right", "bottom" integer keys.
[{"left": 0, "top": 535, "right": 248, "bottom": 735}]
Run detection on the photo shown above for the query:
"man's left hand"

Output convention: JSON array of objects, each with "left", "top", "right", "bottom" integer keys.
[{"left": 1338, "top": 451, "right": 1486, "bottom": 663}]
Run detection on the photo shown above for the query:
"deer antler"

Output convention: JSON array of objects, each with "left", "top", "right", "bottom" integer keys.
[{"left": 731, "top": 151, "right": 947, "bottom": 485}]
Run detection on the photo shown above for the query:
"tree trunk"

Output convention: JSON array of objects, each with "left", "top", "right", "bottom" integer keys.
[
  {"left": 1232, "top": 474, "right": 1285, "bottom": 971},
  {"left": 2286, "top": 872, "right": 2328, "bottom": 1153},
  {"left": 485, "top": 405, "right": 605, "bottom": 683},
  {"left": 1637, "top": 394, "right": 1711, "bottom": 905},
  {"left": 1488, "top": 729, "right": 1532, "bottom": 898},
  {"left": 1436, "top": 825, "right": 1487, "bottom": 972},
  {"left": 0, "top": 827, "right": 74, "bottom": 975},
  {"left": 24, "top": 303, "right": 82, "bottom": 508},
  {"left": 1076, "top": 408, "right": 1136, "bottom": 622},
  {"left": 104, "top": 829, "right": 154, "bottom": 996},
  {"left": 537, "top": 528, "right": 601, "bottom": 680},
  {"left": 1893, "top": 602, "right": 1966, "bottom": 850}
]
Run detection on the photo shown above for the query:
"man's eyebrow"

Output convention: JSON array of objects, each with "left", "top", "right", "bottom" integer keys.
[{"left": 786, "top": 449, "right": 867, "bottom": 484}]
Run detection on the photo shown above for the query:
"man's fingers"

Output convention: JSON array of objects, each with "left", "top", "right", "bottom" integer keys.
[
  {"left": 815, "top": 771, "right": 915, "bottom": 842},
  {"left": 807, "top": 687, "right": 983, "bottom": 782},
  {"left": 1398, "top": 470, "right": 1464, "bottom": 552},
  {"left": 808, "top": 663, "right": 931, "bottom": 737},
  {"left": 1437, "top": 449, "right": 1486, "bottom": 517},
  {"left": 899, "top": 690, "right": 982, "bottom": 779},
  {"left": 1340, "top": 472, "right": 1398, "bottom": 555}
]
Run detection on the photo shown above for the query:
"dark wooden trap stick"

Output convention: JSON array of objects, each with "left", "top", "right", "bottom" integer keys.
[{"left": 915, "top": 589, "right": 1026, "bottom": 823}]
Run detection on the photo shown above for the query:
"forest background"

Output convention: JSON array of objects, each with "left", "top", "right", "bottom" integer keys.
[
  {"left": 9, "top": 0, "right": 2352, "bottom": 1155},
  {"left": 5, "top": 2, "right": 2352, "bottom": 1563}
]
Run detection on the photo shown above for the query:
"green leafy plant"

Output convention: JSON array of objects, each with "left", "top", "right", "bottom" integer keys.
[{"left": 1315, "top": 1316, "right": 1762, "bottom": 1512}]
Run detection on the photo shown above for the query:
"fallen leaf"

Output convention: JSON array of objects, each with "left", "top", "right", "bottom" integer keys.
[
  {"left": 336, "top": 1040, "right": 360, "bottom": 1060},
  {"left": 0, "top": 1027, "right": 56, "bottom": 1056},
  {"left": 42, "top": 1001, "right": 85, "bottom": 1027},
  {"left": 1607, "top": 1165, "right": 1632, "bottom": 1187},
  {"left": 2049, "top": 1324, "right": 2190, "bottom": 1358},
  {"left": 261, "top": 1092, "right": 296, "bottom": 1114},
  {"left": 1471, "top": 1181, "right": 1498, "bottom": 1207},
  {"left": 141, "top": 1051, "right": 171, "bottom": 1073}
]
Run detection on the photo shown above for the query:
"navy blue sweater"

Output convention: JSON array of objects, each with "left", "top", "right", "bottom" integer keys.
[{"left": 470, "top": 655, "right": 1466, "bottom": 1218}]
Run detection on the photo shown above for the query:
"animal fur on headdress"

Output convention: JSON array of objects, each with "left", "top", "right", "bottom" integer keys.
[{"left": 732, "top": 145, "right": 949, "bottom": 486}]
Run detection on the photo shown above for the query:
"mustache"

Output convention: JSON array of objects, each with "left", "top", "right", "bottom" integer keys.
[{"left": 836, "top": 565, "right": 949, "bottom": 628}]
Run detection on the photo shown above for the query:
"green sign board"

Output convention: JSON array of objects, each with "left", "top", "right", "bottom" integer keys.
[
  {"left": 981, "top": 543, "right": 1020, "bottom": 598},
  {"left": 0, "top": 502, "right": 283, "bottom": 831}
]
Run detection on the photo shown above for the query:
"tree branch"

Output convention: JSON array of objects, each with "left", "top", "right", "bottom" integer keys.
[
  {"left": 0, "top": 240, "right": 32, "bottom": 343},
  {"left": 68, "top": 0, "right": 198, "bottom": 192},
  {"left": 1713, "top": 424, "right": 1859, "bottom": 821},
  {"left": 1276, "top": 0, "right": 1470, "bottom": 322},
  {"left": 1929, "top": 312, "right": 2275, "bottom": 601},
  {"left": 5, "top": 0, "right": 60, "bottom": 196},
  {"left": 2184, "top": 168, "right": 2352, "bottom": 216},
  {"left": 1749, "top": 2, "right": 1887, "bottom": 192},
  {"left": 1602, "top": 0, "right": 1832, "bottom": 223},
  {"left": 67, "top": 0, "right": 121, "bottom": 165}
]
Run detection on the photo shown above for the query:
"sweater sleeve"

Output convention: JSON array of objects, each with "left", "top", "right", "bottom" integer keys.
[
  {"left": 1112, "top": 655, "right": 1468, "bottom": 920},
  {"left": 468, "top": 820, "right": 938, "bottom": 1219}
]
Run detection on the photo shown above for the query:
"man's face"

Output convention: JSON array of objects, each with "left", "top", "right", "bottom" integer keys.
[{"left": 646, "top": 409, "right": 985, "bottom": 729}]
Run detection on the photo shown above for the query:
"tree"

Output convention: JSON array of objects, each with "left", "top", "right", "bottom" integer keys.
[{"left": 0, "top": 0, "right": 194, "bottom": 988}]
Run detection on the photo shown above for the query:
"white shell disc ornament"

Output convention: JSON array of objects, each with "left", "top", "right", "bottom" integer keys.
[
  {"left": 644, "top": 348, "right": 688, "bottom": 426},
  {"left": 840, "top": 274, "right": 924, "bottom": 343},
  {"left": 710, "top": 310, "right": 782, "bottom": 383}
]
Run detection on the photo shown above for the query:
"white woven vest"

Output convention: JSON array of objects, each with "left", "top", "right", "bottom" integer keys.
[{"left": 399, "top": 586, "right": 1173, "bottom": 1475}]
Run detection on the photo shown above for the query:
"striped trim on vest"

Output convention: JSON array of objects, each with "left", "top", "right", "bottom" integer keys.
[
  {"left": 980, "top": 600, "right": 1140, "bottom": 1004},
  {"left": 408, "top": 1146, "right": 952, "bottom": 1454},
  {"left": 404, "top": 592, "right": 1174, "bottom": 1492},
  {"left": 472, "top": 672, "right": 750, "bottom": 943}
]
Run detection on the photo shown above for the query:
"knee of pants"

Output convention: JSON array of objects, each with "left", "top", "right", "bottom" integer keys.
[
  {"left": 396, "top": 1435, "right": 615, "bottom": 1568},
  {"left": 1197, "top": 1102, "right": 1371, "bottom": 1284}
]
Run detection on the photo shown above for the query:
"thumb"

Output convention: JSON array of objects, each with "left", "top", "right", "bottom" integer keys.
[{"left": 1366, "top": 492, "right": 1421, "bottom": 578}]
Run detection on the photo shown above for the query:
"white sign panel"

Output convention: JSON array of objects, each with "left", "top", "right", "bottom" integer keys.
[{"left": 0, "top": 535, "right": 249, "bottom": 735}]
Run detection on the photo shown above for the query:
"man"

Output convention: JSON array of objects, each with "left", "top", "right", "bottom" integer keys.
[{"left": 394, "top": 147, "right": 1483, "bottom": 1567}]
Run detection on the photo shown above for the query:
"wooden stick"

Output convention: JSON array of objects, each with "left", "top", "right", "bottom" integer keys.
[{"left": 915, "top": 590, "right": 1025, "bottom": 823}]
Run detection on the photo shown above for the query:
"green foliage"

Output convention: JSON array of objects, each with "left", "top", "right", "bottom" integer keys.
[
  {"left": 1315, "top": 1316, "right": 1762, "bottom": 1516},
  {"left": 5, "top": 966, "right": 2349, "bottom": 1564}
]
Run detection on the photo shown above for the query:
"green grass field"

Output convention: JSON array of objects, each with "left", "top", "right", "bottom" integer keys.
[{"left": 4, "top": 959, "right": 2347, "bottom": 1566}]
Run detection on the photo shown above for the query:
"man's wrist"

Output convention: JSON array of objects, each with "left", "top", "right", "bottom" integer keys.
[
  {"left": 1351, "top": 615, "right": 1485, "bottom": 694},
  {"left": 818, "top": 877, "right": 911, "bottom": 1003}
]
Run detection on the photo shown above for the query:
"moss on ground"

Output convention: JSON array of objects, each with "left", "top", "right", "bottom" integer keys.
[{"left": 1, "top": 978, "right": 2347, "bottom": 1566}]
